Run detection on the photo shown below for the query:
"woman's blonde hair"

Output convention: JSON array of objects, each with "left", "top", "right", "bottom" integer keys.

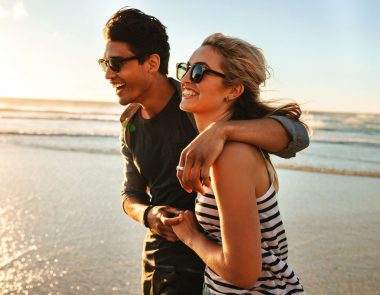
[{"left": 202, "top": 33, "right": 308, "bottom": 191}]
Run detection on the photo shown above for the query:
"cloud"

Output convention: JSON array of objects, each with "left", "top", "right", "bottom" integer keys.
[{"left": 0, "top": 0, "right": 27, "bottom": 20}]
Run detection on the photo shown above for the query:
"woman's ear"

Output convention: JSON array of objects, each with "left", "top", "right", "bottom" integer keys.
[
  {"left": 146, "top": 53, "right": 161, "bottom": 73},
  {"left": 228, "top": 83, "right": 245, "bottom": 101}
]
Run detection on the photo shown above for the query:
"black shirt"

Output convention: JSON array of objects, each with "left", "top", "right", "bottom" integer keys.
[{"left": 122, "top": 85, "right": 204, "bottom": 272}]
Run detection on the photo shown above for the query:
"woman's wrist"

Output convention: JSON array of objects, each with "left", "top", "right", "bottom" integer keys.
[{"left": 185, "top": 227, "right": 203, "bottom": 248}]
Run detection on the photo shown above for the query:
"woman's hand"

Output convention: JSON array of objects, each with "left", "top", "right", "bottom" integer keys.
[{"left": 171, "top": 210, "right": 202, "bottom": 246}]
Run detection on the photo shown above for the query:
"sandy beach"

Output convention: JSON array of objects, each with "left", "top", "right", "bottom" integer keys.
[{"left": 1, "top": 141, "right": 380, "bottom": 294}]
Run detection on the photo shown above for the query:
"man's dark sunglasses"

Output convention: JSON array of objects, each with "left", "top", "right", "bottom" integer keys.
[
  {"left": 176, "top": 62, "right": 226, "bottom": 83},
  {"left": 98, "top": 56, "right": 141, "bottom": 73}
]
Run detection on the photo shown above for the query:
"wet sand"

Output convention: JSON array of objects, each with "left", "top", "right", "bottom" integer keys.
[
  {"left": 276, "top": 169, "right": 380, "bottom": 294},
  {"left": 1, "top": 142, "right": 379, "bottom": 294}
]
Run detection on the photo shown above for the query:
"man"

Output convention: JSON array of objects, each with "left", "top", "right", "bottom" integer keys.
[{"left": 99, "top": 7, "right": 309, "bottom": 295}]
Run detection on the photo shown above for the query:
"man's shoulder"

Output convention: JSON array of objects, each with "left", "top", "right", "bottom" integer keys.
[{"left": 120, "top": 103, "right": 141, "bottom": 124}]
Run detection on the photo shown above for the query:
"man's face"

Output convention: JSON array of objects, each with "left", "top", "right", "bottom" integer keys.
[{"left": 103, "top": 41, "right": 149, "bottom": 106}]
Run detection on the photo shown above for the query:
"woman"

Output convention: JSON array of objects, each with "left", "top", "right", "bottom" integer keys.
[{"left": 172, "top": 33, "right": 306, "bottom": 294}]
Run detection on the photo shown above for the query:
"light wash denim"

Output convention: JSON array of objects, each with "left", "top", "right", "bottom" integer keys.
[{"left": 203, "top": 283, "right": 213, "bottom": 295}]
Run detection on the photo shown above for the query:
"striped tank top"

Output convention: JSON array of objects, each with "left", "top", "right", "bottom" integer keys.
[{"left": 195, "top": 182, "right": 305, "bottom": 294}]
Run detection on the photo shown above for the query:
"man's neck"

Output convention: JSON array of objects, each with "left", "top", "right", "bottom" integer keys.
[{"left": 140, "top": 75, "right": 175, "bottom": 119}]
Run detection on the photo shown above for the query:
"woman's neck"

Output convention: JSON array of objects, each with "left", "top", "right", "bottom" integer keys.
[{"left": 195, "top": 110, "right": 232, "bottom": 132}]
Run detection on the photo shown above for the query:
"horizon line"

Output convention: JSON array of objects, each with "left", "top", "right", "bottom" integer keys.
[{"left": 1, "top": 96, "right": 379, "bottom": 116}]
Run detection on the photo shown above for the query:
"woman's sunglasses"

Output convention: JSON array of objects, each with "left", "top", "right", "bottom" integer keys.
[
  {"left": 176, "top": 62, "right": 225, "bottom": 83},
  {"left": 98, "top": 56, "right": 141, "bottom": 73}
]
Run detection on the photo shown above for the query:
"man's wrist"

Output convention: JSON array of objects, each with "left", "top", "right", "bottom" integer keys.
[
  {"left": 213, "top": 121, "right": 229, "bottom": 142},
  {"left": 142, "top": 205, "right": 153, "bottom": 228}
]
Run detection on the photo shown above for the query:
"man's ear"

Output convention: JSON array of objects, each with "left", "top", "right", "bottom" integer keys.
[
  {"left": 146, "top": 53, "right": 160, "bottom": 73},
  {"left": 228, "top": 83, "right": 245, "bottom": 101}
]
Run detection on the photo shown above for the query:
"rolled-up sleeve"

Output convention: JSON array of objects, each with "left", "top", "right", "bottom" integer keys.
[
  {"left": 120, "top": 135, "right": 150, "bottom": 211},
  {"left": 270, "top": 115, "right": 310, "bottom": 158}
]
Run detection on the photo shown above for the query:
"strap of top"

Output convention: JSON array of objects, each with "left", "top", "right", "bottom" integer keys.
[{"left": 258, "top": 149, "right": 279, "bottom": 192}]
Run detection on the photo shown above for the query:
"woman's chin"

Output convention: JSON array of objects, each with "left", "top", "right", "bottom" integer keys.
[{"left": 179, "top": 100, "right": 196, "bottom": 113}]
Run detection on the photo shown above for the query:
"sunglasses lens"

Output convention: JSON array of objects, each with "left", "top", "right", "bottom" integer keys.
[
  {"left": 176, "top": 63, "right": 187, "bottom": 80},
  {"left": 175, "top": 63, "right": 206, "bottom": 83},
  {"left": 108, "top": 57, "right": 121, "bottom": 72},
  {"left": 191, "top": 64, "right": 204, "bottom": 83},
  {"left": 98, "top": 58, "right": 119, "bottom": 72},
  {"left": 98, "top": 59, "right": 107, "bottom": 72}
]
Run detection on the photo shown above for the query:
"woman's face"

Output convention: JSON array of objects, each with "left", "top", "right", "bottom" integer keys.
[{"left": 179, "top": 45, "right": 231, "bottom": 117}]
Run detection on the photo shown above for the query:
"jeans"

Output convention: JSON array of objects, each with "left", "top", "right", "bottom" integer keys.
[{"left": 203, "top": 283, "right": 213, "bottom": 295}]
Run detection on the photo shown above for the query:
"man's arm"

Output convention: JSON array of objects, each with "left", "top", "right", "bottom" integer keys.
[
  {"left": 177, "top": 116, "right": 309, "bottom": 194},
  {"left": 269, "top": 115, "right": 309, "bottom": 158},
  {"left": 120, "top": 139, "right": 150, "bottom": 221},
  {"left": 121, "top": 140, "right": 181, "bottom": 242}
]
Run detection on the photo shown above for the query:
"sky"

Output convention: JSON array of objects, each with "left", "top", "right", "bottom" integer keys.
[{"left": 0, "top": 0, "right": 379, "bottom": 114}]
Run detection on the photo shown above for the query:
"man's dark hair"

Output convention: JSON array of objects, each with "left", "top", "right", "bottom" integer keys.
[{"left": 104, "top": 7, "right": 170, "bottom": 75}]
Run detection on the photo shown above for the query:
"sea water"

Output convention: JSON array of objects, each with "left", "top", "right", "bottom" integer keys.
[{"left": 1, "top": 98, "right": 379, "bottom": 176}]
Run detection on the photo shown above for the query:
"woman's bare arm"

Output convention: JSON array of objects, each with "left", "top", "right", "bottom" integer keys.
[{"left": 173, "top": 142, "right": 269, "bottom": 289}]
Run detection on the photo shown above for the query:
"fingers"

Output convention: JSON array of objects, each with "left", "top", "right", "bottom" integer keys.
[
  {"left": 177, "top": 122, "right": 228, "bottom": 194},
  {"left": 158, "top": 227, "right": 179, "bottom": 242},
  {"left": 161, "top": 206, "right": 182, "bottom": 216},
  {"left": 200, "top": 165, "right": 211, "bottom": 188},
  {"left": 159, "top": 206, "right": 182, "bottom": 225},
  {"left": 184, "top": 161, "right": 205, "bottom": 195},
  {"left": 161, "top": 213, "right": 183, "bottom": 226},
  {"left": 151, "top": 221, "right": 179, "bottom": 242},
  {"left": 148, "top": 206, "right": 178, "bottom": 241},
  {"left": 177, "top": 150, "right": 208, "bottom": 195},
  {"left": 176, "top": 149, "right": 193, "bottom": 193}
]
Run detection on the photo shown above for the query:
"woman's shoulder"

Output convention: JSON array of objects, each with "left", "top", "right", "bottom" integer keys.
[
  {"left": 216, "top": 142, "right": 263, "bottom": 166},
  {"left": 212, "top": 142, "right": 271, "bottom": 197},
  {"left": 212, "top": 142, "right": 267, "bottom": 179}
]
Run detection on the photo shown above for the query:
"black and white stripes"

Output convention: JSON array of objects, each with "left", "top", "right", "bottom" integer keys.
[{"left": 195, "top": 184, "right": 305, "bottom": 294}]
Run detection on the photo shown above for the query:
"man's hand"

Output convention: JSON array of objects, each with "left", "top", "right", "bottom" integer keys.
[
  {"left": 146, "top": 206, "right": 183, "bottom": 242},
  {"left": 177, "top": 122, "right": 226, "bottom": 195}
]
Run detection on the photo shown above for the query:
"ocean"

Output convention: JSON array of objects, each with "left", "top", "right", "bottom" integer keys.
[
  {"left": 1, "top": 98, "right": 379, "bottom": 176},
  {"left": 1, "top": 98, "right": 380, "bottom": 294}
]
